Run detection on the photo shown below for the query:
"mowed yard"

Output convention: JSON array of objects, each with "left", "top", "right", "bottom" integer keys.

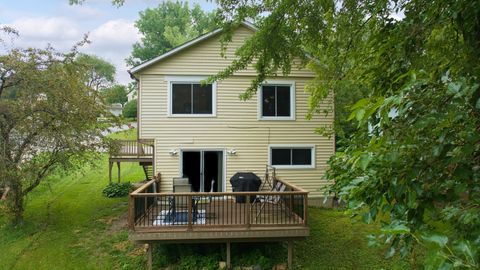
[{"left": 0, "top": 130, "right": 413, "bottom": 270}]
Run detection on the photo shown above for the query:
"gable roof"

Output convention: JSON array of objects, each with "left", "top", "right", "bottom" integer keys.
[{"left": 129, "top": 21, "right": 257, "bottom": 75}]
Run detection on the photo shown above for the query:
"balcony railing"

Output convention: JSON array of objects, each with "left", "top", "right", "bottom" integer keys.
[
  {"left": 128, "top": 178, "right": 309, "bottom": 231},
  {"left": 109, "top": 139, "right": 154, "bottom": 158}
]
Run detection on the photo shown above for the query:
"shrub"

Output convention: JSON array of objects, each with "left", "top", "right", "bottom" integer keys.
[
  {"left": 122, "top": 100, "right": 137, "bottom": 119},
  {"left": 102, "top": 182, "right": 132, "bottom": 198}
]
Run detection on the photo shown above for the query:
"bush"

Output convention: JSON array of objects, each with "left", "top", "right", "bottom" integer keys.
[
  {"left": 152, "top": 243, "right": 281, "bottom": 269},
  {"left": 122, "top": 100, "right": 137, "bottom": 119},
  {"left": 102, "top": 182, "right": 132, "bottom": 198}
]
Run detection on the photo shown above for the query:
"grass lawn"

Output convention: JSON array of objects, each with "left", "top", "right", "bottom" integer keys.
[
  {"left": 107, "top": 127, "right": 137, "bottom": 140},
  {"left": 294, "top": 209, "right": 414, "bottom": 270},
  {"left": 0, "top": 154, "right": 146, "bottom": 270},
  {"left": 0, "top": 129, "right": 414, "bottom": 269}
]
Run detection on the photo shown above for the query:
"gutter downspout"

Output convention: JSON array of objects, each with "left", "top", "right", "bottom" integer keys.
[{"left": 128, "top": 70, "right": 140, "bottom": 141}]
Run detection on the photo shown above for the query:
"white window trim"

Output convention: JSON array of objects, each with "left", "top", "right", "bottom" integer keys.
[
  {"left": 166, "top": 75, "right": 217, "bottom": 117},
  {"left": 268, "top": 144, "right": 315, "bottom": 169},
  {"left": 257, "top": 80, "right": 296, "bottom": 121}
]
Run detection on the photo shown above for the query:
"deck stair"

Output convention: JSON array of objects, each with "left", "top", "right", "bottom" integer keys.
[{"left": 141, "top": 162, "right": 154, "bottom": 180}]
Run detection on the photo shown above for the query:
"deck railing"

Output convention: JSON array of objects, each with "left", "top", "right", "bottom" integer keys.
[
  {"left": 109, "top": 139, "right": 154, "bottom": 158},
  {"left": 128, "top": 178, "right": 309, "bottom": 231}
]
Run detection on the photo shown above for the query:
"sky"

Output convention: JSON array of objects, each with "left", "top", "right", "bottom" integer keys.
[{"left": 0, "top": 0, "right": 217, "bottom": 84}]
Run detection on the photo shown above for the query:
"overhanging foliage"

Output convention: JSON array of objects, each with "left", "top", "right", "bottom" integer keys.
[{"left": 213, "top": 0, "right": 480, "bottom": 268}]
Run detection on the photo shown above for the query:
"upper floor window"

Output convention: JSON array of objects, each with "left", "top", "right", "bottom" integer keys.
[
  {"left": 258, "top": 81, "right": 295, "bottom": 120},
  {"left": 167, "top": 76, "right": 216, "bottom": 117}
]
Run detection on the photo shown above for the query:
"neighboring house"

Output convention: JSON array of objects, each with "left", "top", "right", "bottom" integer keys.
[
  {"left": 126, "top": 89, "right": 137, "bottom": 102},
  {"left": 129, "top": 21, "right": 334, "bottom": 201},
  {"left": 120, "top": 21, "right": 334, "bottom": 269},
  {"left": 108, "top": 103, "right": 123, "bottom": 117}
]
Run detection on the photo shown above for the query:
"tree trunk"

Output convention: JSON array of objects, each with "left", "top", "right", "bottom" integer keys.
[{"left": 7, "top": 178, "right": 24, "bottom": 225}]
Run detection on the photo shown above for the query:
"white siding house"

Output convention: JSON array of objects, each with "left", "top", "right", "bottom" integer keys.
[{"left": 130, "top": 22, "right": 334, "bottom": 200}]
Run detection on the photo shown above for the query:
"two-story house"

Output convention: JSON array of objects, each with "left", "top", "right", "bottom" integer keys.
[
  {"left": 129, "top": 21, "right": 334, "bottom": 200},
  {"left": 121, "top": 21, "right": 334, "bottom": 269}
]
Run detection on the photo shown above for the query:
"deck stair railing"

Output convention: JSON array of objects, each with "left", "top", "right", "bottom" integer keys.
[{"left": 128, "top": 178, "right": 308, "bottom": 231}]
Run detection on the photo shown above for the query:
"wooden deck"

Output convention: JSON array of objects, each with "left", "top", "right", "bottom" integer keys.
[{"left": 128, "top": 179, "right": 309, "bottom": 243}]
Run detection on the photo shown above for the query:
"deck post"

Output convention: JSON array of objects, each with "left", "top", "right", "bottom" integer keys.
[
  {"left": 117, "top": 162, "right": 121, "bottom": 183},
  {"left": 287, "top": 240, "right": 293, "bottom": 269},
  {"left": 303, "top": 193, "right": 308, "bottom": 225},
  {"left": 147, "top": 243, "right": 153, "bottom": 270},
  {"left": 187, "top": 195, "right": 193, "bottom": 230},
  {"left": 226, "top": 241, "right": 231, "bottom": 269},
  {"left": 108, "top": 161, "right": 113, "bottom": 183},
  {"left": 128, "top": 194, "right": 135, "bottom": 230},
  {"left": 246, "top": 195, "right": 251, "bottom": 229}
]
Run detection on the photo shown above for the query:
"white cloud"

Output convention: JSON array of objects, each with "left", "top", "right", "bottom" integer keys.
[
  {"left": 3, "top": 16, "right": 140, "bottom": 84},
  {"left": 60, "top": 4, "right": 106, "bottom": 20},
  {"left": 82, "top": 19, "right": 141, "bottom": 84},
  {"left": 88, "top": 19, "right": 140, "bottom": 49},
  {"left": 10, "top": 17, "right": 80, "bottom": 41}
]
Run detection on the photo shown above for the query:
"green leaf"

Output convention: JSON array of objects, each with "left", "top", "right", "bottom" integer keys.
[
  {"left": 432, "top": 145, "right": 443, "bottom": 157},
  {"left": 421, "top": 233, "right": 448, "bottom": 248},
  {"left": 355, "top": 109, "right": 366, "bottom": 121},
  {"left": 357, "top": 154, "right": 372, "bottom": 170},
  {"left": 351, "top": 98, "right": 369, "bottom": 110},
  {"left": 366, "top": 234, "right": 380, "bottom": 247},
  {"left": 453, "top": 240, "right": 474, "bottom": 260},
  {"left": 447, "top": 82, "right": 461, "bottom": 94},
  {"left": 438, "top": 262, "right": 453, "bottom": 270},
  {"left": 362, "top": 212, "right": 373, "bottom": 224},
  {"left": 476, "top": 97, "right": 480, "bottom": 109},
  {"left": 386, "top": 246, "right": 396, "bottom": 258},
  {"left": 381, "top": 223, "right": 410, "bottom": 235}
]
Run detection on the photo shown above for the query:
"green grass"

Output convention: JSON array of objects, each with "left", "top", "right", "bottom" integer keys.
[
  {"left": 150, "top": 209, "right": 414, "bottom": 270},
  {"left": 0, "top": 129, "right": 416, "bottom": 269},
  {"left": 0, "top": 155, "right": 146, "bottom": 270},
  {"left": 294, "top": 208, "right": 415, "bottom": 269},
  {"left": 107, "top": 128, "right": 137, "bottom": 140}
]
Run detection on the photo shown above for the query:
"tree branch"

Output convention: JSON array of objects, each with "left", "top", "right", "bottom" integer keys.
[{"left": 22, "top": 151, "right": 60, "bottom": 195}]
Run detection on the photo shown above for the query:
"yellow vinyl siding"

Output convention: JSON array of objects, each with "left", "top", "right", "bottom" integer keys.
[
  {"left": 137, "top": 26, "right": 314, "bottom": 78},
  {"left": 139, "top": 75, "right": 333, "bottom": 196},
  {"left": 135, "top": 26, "right": 334, "bottom": 197}
]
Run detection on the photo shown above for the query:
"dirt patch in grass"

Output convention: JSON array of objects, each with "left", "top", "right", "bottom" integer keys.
[{"left": 108, "top": 212, "right": 128, "bottom": 234}]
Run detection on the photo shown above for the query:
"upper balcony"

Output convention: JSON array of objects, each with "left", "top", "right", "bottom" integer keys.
[
  {"left": 108, "top": 139, "right": 155, "bottom": 182},
  {"left": 108, "top": 139, "right": 154, "bottom": 163}
]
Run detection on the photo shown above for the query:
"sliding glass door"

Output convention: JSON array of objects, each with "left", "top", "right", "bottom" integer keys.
[{"left": 181, "top": 150, "right": 224, "bottom": 192}]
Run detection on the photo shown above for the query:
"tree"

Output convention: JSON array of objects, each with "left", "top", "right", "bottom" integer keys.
[
  {"left": 212, "top": 0, "right": 480, "bottom": 267},
  {"left": 0, "top": 45, "right": 111, "bottom": 224},
  {"left": 102, "top": 84, "right": 127, "bottom": 105},
  {"left": 69, "top": 0, "right": 124, "bottom": 7},
  {"left": 75, "top": 53, "right": 116, "bottom": 91},
  {"left": 126, "top": 1, "right": 217, "bottom": 66},
  {"left": 122, "top": 99, "right": 137, "bottom": 119}
]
